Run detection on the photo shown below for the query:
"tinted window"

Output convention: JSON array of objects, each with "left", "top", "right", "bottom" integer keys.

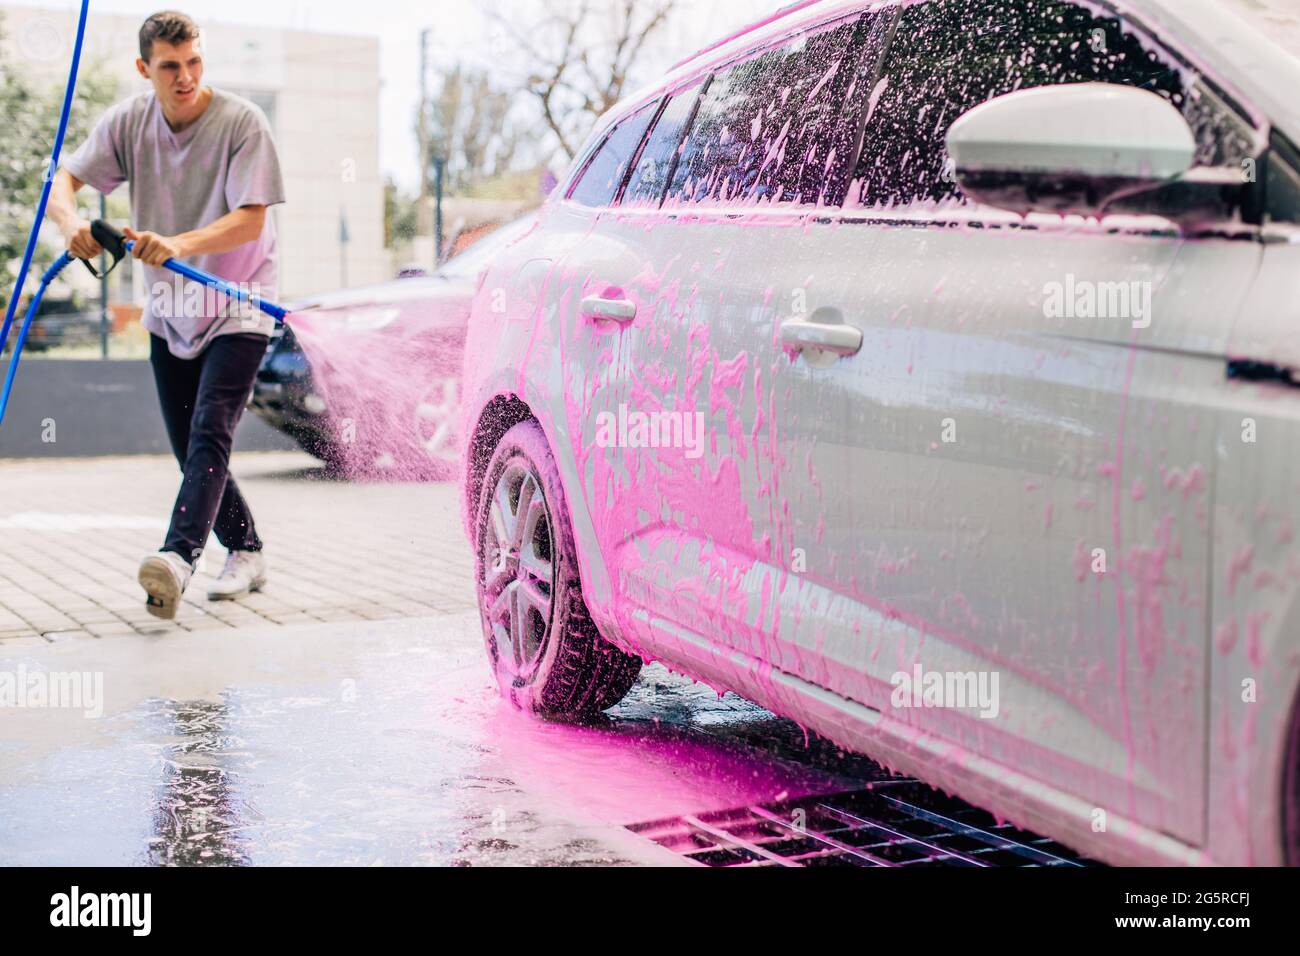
[
  {"left": 623, "top": 84, "right": 705, "bottom": 207},
  {"left": 848, "top": 0, "right": 1201, "bottom": 209},
  {"left": 437, "top": 216, "right": 535, "bottom": 280},
  {"left": 1267, "top": 133, "right": 1300, "bottom": 224},
  {"left": 665, "top": 17, "right": 873, "bottom": 208},
  {"left": 568, "top": 102, "right": 658, "bottom": 207}
]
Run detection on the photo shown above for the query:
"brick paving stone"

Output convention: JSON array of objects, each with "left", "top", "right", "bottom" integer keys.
[
  {"left": 174, "top": 618, "right": 235, "bottom": 631},
  {"left": 305, "top": 608, "right": 365, "bottom": 622},
  {"left": 83, "top": 622, "right": 142, "bottom": 637},
  {"left": 0, "top": 452, "right": 476, "bottom": 640},
  {"left": 0, "top": 636, "right": 51, "bottom": 649},
  {"left": 41, "top": 630, "right": 93, "bottom": 643}
]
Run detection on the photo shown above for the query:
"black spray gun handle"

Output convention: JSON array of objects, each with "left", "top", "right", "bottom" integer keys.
[{"left": 80, "top": 219, "right": 128, "bottom": 278}]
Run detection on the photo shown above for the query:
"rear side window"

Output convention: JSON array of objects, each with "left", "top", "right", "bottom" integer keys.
[
  {"left": 1267, "top": 133, "right": 1300, "bottom": 224},
  {"left": 847, "top": 0, "right": 1249, "bottom": 210},
  {"left": 665, "top": 17, "right": 875, "bottom": 208},
  {"left": 623, "top": 83, "right": 705, "bottom": 207},
  {"left": 568, "top": 101, "right": 658, "bottom": 208}
]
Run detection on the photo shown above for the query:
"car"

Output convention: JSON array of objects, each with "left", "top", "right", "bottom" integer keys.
[
  {"left": 248, "top": 215, "right": 536, "bottom": 477},
  {"left": 2, "top": 298, "right": 101, "bottom": 353},
  {"left": 459, "top": 0, "right": 1300, "bottom": 866}
]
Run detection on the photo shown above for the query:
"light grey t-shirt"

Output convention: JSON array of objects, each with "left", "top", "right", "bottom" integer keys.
[{"left": 62, "top": 88, "right": 286, "bottom": 358}]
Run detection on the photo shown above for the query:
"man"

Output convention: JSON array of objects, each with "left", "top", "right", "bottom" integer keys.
[{"left": 47, "top": 11, "right": 284, "bottom": 620}]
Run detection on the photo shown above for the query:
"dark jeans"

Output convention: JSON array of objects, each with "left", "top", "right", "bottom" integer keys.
[{"left": 149, "top": 333, "right": 267, "bottom": 564}]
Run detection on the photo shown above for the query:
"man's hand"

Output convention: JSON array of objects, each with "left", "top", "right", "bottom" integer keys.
[
  {"left": 123, "top": 228, "right": 186, "bottom": 267},
  {"left": 62, "top": 219, "right": 103, "bottom": 261}
]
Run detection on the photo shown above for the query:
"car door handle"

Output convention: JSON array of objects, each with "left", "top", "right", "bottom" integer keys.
[
  {"left": 581, "top": 295, "right": 636, "bottom": 324},
  {"left": 780, "top": 317, "right": 863, "bottom": 357}
]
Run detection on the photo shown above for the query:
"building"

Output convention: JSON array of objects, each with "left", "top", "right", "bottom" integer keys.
[{"left": 1, "top": 3, "right": 385, "bottom": 303}]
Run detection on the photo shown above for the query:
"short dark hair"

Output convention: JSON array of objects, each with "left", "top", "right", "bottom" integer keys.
[{"left": 139, "top": 11, "right": 200, "bottom": 62}]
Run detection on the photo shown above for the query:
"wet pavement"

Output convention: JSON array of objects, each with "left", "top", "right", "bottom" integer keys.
[
  {"left": 0, "top": 611, "right": 892, "bottom": 866},
  {"left": 0, "top": 452, "right": 475, "bottom": 642}
]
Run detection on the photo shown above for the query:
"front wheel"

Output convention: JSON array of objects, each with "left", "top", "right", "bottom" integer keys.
[{"left": 474, "top": 419, "right": 640, "bottom": 718}]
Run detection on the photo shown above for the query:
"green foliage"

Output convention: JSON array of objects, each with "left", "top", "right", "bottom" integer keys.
[
  {"left": 1, "top": 13, "right": 119, "bottom": 303},
  {"left": 459, "top": 166, "right": 552, "bottom": 201},
  {"left": 384, "top": 178, "right": 419, "bottom": 248}
]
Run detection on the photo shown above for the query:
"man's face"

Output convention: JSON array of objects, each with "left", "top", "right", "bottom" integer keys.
[{"left": 136, "top": 37, "right": 205, "bottom": 116}]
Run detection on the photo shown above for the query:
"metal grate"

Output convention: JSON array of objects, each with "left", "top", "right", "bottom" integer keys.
[{"left": 629, "top": 781, "right": 1095, "bottom": 867}]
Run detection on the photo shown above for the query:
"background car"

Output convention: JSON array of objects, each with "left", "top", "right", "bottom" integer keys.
[
  {"left": 248, "top": 215, "right": 535, "bottom": 478},
  {"left": 0, "top": 297, "right": 101, "bottom": 354},
  {"left": 460, "top": 0, "right": 1300, "bottom": 866}
]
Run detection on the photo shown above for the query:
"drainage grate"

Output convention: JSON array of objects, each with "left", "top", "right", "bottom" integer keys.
[{"left": 629, "top": 781, "right": 1095, "bottom": 867}]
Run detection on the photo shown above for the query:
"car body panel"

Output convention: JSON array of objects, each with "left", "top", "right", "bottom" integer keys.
[
  {"left": 1209, "top": 237, "right": 1300, "bottom": 865},
  {"left": 461, "top": 0, "right": 1299, "bottom": 865}
]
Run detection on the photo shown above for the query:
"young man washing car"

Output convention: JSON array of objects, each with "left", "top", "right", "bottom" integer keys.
[{"left": 46, "top": 11, "right": 284, "bottom": 619}]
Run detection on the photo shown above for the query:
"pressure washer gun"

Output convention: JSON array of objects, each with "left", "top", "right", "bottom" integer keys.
[
  {"left": 0, "top": 220, "right": 291, "bottom": 430},
  {"left": 88, "top": 220, "right": 289, "bottom": 325}
]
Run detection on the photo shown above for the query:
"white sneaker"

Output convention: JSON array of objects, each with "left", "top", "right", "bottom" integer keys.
[
  {"left": 207, "top": 550, "right": 268, "bottom": 600},
  {"left": 138, "top": 551, "right": 194, "bottom": 620}
]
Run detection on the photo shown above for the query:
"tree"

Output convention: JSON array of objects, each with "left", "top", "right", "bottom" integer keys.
[
  {"left": 420, "top": 64, "right": 520, "bottom": 197},
  {"left": 491, "top": 0, "right": 677, "bottom": 160},
  {"left": 0, "top": 14, "right": 118, "bottom": 301},
  {"left": 383, "top": 178, "right": 419, "bottom": 248}
]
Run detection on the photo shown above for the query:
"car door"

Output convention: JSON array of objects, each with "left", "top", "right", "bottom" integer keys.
[
  {"left": 758, "top": 0, "right": 1264, "bottom": 845},
  {"left": 535, "top": 84, "right": 709, "bottom": 623},
  {"left": 567, "top": 12, "right": 892, "bottom": 667}
]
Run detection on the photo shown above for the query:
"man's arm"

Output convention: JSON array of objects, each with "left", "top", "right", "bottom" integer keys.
[
  {"left": 125, "top": 205, "right": 267, "bottom": 267},
  {"left": 48, "top": 170, "right": 267, "bottom": 266},
  {"left": 47, "top": 169, "right": 104, "bottom": 260}
]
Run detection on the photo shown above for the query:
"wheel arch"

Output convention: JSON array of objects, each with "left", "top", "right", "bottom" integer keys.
[
  {"left": 461, "top": 388, "right": 618, "bottom": 624},
  {"left": 463, "top": 392, "right": 536, "bottom": 539}
]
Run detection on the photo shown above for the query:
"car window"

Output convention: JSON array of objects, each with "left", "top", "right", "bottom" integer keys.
[
  {"left": 622, "top": 83, "right": 705, "bottom": 207},
  {"left": 1267, "top": 132, "right": 1300, "bottom": 224},
  {"left": 847, "top": 0, "right": 1252, "bottom": 211},
  {"left": 664, "top": 15, "right": 878, "bottom": 208},
  {"left": 437, "top": 216, "right": 536, "bottom": 281},
  {"left": 567, "top": 101, "right": 659, "bottom": 208}
]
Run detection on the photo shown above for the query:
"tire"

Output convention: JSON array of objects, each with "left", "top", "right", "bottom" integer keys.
[{"left": 473, "top": 419, "right": 640, "bottom": 718}]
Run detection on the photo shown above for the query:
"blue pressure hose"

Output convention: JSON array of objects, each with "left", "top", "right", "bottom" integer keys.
[
  {"left": 0, "top": 0, "right": 90, "bottom": 430},
  {"left": 0, "top": 253, "right": 75, "bottom": 425}
]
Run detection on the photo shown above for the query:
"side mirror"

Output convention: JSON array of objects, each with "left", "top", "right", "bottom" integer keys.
[{"left": 946, "top": 83, "right": 1206, "bottom": 220}]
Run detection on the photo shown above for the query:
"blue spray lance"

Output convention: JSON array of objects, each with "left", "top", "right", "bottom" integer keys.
[
  {"left": 88, "top": 219, "right": 290, "bottom": 324},
  {"left": 0, "top": 0, "right": 89, "bottom": 430},
  {"left": 0, "top": 0, "right": 290, "bottom": 431}
]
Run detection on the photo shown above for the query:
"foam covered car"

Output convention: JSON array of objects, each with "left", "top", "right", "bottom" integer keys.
[{"left": 459, "top": 0, "right": 1300, "bottom": 865}]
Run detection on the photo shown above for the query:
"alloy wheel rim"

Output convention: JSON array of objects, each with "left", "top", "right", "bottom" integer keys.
[
  {"left": 481, "top": 460, "right": 555, "bottom": 682},
  {"left": 414, "top": 377, "right": 459, "bottom": 462}
]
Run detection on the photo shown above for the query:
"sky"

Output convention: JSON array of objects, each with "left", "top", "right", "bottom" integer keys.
[{"left": 14, "top": 0, "right": 768, "bottom": 191}]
